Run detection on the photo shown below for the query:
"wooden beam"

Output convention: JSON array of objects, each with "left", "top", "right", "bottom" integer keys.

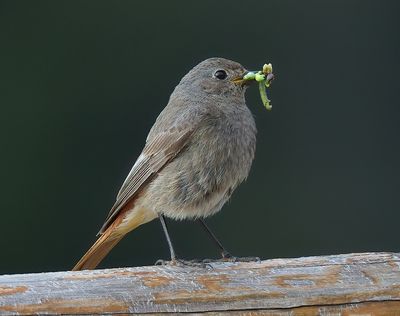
[{"left": 1, "top": 252, "right": 399, "bottom": 315}]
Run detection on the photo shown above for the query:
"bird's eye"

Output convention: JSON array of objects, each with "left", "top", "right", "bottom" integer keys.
[{"left": 214, "top": 69, "right": 227, "bottom": 80}]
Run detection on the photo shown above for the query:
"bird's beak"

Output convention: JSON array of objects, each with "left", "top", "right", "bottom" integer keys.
[
  {"left": 232, "top": 70, "right": 275, "bottom": 86},
  {"left": 232, "top": 70, "right": 251, "bottom": 86}
]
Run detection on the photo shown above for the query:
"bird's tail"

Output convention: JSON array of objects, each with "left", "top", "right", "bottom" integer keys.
[
  {"left": 72, "top": 227, "right": 124, "bottom": 271},
  {"left": 72, "top": 207, "right": 154, "bottom": 271}
]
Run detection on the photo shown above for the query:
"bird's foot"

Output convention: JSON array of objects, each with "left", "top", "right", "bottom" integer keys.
[
  {"left": 155, "top": 258, "right": 212, "bottom": 268},
  {"left": 222, "top": 256, "right": 261, "bottom": 263},
  {"left": 201, "top": 252, "right": 261, "bottom": 263},
  {"left": 154, "top": 259, "right": 170, "bottom": 266},
  {"left": 155, "top": 254, "right": 260, "bottom": 267}
]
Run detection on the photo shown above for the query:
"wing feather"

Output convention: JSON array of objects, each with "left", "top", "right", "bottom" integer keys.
[{"left": 98, "top": 127, "right": 193, "bottom": 234}]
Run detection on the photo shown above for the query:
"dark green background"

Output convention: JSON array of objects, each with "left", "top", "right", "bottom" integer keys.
[{"left": 1, "top": 1, "right": 399, "bottom": 274}]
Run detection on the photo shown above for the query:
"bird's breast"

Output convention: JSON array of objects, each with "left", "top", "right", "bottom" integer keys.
[{"left": 145, "top": 105, "right": 257, "bottom": 220}]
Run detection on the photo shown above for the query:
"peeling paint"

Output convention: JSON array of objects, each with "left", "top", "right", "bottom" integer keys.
[
  {"left": 0, "top": 285, "right": 27, "bottom": 296},
  {"left": 141, "top": 275, "right": 173, "bottom": 287},
  {"left": 0, "top": 297, "right": 129, "bottom": 314},
  {"left": 196, "top": 274, "right": 230, "bottom": 292}
]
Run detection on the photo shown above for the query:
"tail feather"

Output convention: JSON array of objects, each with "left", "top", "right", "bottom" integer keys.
[
  {"left": 72, "top": 229, "right": 123, "bottom": 271},
  {"left": 72, "top": 205, "right": 157, "bottom": 271}
]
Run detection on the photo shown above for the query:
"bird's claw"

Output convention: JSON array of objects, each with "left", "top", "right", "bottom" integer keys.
[
  {"left": 202, "top": 255, "right": 261, "bottom": 263},
  {"left": 155, "top": 255, "right": 261, "bottom": 267},
  {"left": 155, "top": 258, "right": 212, "bottom": 269},
  {"left": 155, "top": 259, "right": 170, "bottom": 266}
]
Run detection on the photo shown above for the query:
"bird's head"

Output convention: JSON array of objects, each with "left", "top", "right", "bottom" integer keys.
[{"left": 178, "top": 57, "right": 251, "bottom": 99}]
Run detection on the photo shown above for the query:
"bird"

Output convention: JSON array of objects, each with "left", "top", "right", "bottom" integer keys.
[{"left": 72, "top": 57, "right": 259, "bottom": 271}]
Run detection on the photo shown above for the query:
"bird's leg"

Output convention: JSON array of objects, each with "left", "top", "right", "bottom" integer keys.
[
  {"left": 198, "top": 219, "right": 231, "bottom": 258},
  {"left": 156, "top": 215, "right": 211, "bottom": 268},
  {"left": 198, "top": 219, "right": 261, "bottom": 263},
  {"left": 156, "top": 214, "right": 177, "bottom": 264}
]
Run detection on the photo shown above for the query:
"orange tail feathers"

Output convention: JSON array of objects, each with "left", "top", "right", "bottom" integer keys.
[
  {"left": 72, "top": 205, "right": 157, "bottom": 271},
  {"left": 72, "top": 226, "right": 124, "bottom": 271}
]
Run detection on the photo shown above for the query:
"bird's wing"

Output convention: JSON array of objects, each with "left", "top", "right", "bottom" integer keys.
[{"left": 98, "top": 125, "right": 193, "bottom": 235}]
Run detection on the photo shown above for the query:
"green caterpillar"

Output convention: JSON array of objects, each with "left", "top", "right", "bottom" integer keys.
[{"left": 243, "top": 63, "right": 274, "bottom": 111}]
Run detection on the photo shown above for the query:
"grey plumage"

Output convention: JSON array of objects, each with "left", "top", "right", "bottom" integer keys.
[
  {"left": 145, "top": 58, "right": 257, "bottom": 220},
  {"left": 75, "top": 57, "right": 257, "bottom": 270}
]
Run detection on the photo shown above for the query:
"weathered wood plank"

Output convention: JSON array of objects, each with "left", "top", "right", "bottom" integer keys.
[{"left": 0, "top": 252, "right": 399, "bottom": 315}]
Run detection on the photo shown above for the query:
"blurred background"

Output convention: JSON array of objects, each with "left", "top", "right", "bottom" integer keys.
[{"left": 1, "top": 1, "right": 399, "bottom": 274}]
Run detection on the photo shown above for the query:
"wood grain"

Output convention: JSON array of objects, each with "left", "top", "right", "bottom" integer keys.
[{"left": 1, "top": 252, "right": 399, "bottom": 315}]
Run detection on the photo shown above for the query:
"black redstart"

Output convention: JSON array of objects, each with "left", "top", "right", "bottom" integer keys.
[{"left": 73, "top": 57, "right": 270, "bottom": 270}]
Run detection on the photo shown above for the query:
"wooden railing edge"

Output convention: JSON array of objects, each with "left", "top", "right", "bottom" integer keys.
[{"left": 1, "top": 252, "right": 399, "bottom": 315}]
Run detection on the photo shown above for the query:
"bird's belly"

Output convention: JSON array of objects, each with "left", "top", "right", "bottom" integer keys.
[
  {"left": 158, "top": 186, "right": 229, "bottom": 220},
  {"left": 144, "top": 165, "right": 233, "bottom": 220},
  {"left": 144, "top": 131, "right": 254, "bottom": 220}
]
